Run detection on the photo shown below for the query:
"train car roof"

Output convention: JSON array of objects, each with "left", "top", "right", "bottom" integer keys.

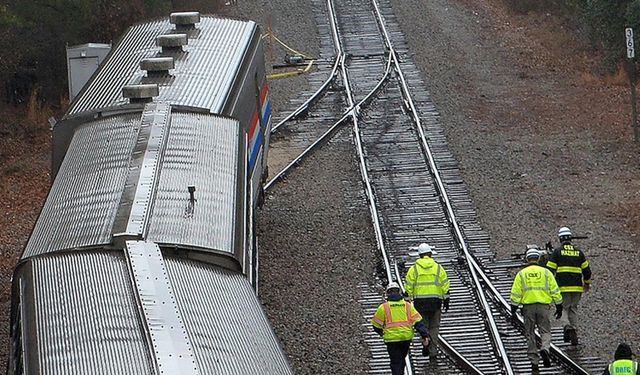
[
  {"left": 67, "top": 15, "right": 259, "bottom": 115},
  {"left": 12, "top": 250, "right": 292, "bottom": 374},
  {"left": 24, "top": 105, "right": 245, "bottom": 261}
]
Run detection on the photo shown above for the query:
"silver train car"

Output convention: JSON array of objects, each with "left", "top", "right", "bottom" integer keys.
[{"left": 7, "top": 12, "right": 292, "bottom": 375}]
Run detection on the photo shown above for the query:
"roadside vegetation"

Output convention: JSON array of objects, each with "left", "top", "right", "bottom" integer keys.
[
  {"left": 0, "top": 0, "right": 637, "bottom": 119},
  {"left": 505, "top": 0, "right": 640, "bottom": 70}
]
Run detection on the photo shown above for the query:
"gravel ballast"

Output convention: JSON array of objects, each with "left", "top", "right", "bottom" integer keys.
[{"left": 257, "top": 132, "right": 377, "bottom": 374}]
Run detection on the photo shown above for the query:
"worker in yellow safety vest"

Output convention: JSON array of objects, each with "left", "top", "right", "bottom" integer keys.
[
  {"left": 511, "top": 247, "right": 563, "bottom": 375},
  {"left": 602, "top": 343, "right": 639, "bottom": 375},
  {"left": 371, "top": 282, "right": 429, "bottom": 375},
  {"left": 404, "top": 243, "right": 449, "bottom": 360},
  {"left": 546, "top": 226, "right": 592, "bottom": 346}
]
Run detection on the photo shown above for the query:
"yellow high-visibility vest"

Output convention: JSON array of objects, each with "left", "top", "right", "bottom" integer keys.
[
  {"left": 510, "top": 264, "right": 563, "bottom": 305},
  {"left": 609, "top": 359, "right": 638, "bottom": 374},
  {"left": 371, "top": 300, "right": 422, "bottom": 342},
  {"left": 404, "top": 257, "right": 450, "bottom": 300}
]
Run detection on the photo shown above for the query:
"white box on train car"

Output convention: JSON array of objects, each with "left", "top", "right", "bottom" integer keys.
[{"left": 66, "top": 42, "right": 111, "bottom": 100}]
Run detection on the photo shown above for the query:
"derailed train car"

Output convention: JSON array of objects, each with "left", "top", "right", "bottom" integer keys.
[{"left": 7, "top": 12, "right": 291, "bottom": 375}]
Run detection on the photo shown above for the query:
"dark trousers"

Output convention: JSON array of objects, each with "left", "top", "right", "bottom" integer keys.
[
  {"left": 386, "top": 340, "right": 411, "bottom": 375},
  {"left": 413, "top": 299, "right": 441, "bottom": 357}
]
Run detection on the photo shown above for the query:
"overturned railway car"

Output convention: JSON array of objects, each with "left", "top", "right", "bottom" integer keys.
[{"left": 7, "top": 12, "right": 291, "bottom": 375}]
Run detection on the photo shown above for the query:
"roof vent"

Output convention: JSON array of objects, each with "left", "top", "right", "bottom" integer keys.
[
  {"left": 170, "top": 12, "right": 200, "bottom": 30},
  {"left": 122, "top": 84, "right": 159, "bottom": 103},
  {"left": 156, "top": 34, "right": 188, "bottom": 52},
  {"left": 140, "top": 57, "right": 174, "bottom": 76}
]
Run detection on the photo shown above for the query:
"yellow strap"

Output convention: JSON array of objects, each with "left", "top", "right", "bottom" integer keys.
[
  {"left": 560, "top": 285, "right": 584, "bottom": 292},
  {"left": 262, "top": 31, "right": 315, "bottom": 59},
  {"left": 557, "top": 266, "right": 582, "bottom": 274}
]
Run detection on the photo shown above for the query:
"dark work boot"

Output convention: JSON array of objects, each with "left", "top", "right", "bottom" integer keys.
[
  {"left": 563, "top": 327, "right": 571, "bottom": 343},
  {"left": 532, "top": 364, "right": 540, "bottom": 375},
  {"left": 569, "top": 329, "right": 579, "bottom": 346},
  {"left": 540, "top": 349, "right": 551, "bottom": 367},
  {"left": 564, "top": 327, "right": 578, "bottom": 345}
]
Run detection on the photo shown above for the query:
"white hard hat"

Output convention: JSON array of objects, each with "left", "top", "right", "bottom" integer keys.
[
  {"left": 386, "top": 282, "right": 401, "bottom": 292},
  {"left": 558, "top": 227, "right": 572, "bottom": 239},
  {"left": 525, "top": 248, "right": 541, "bottom": 260},
  {"left": 417, "top": 243, "right": 437, "bottom": 255}
]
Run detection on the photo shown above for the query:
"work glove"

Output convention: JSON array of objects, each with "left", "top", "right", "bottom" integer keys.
[
  {"left": 422, "top": 336, "right": 430, "bottom": 348},
  {"left": 545, "top": 241, "right": 553, "bottom": 252},
  {"left": 442, "top": 298, "right": 450, "bottom": 313},
  {"left": 510, "top": 305, "right": 519, "bottom": 324},
  {"left": 554, "top": 304, "right": 563, "bottom": 320},
  {"left": 583, "top": 283, "right": 591, "bottom": 293}
]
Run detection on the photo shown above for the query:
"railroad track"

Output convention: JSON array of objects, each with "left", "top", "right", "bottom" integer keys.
[
  {"left": 264, "top": 0, "right": 345, "bottom": 190},
  {"left": 266, "top": 0, "right": 608, "bottom": 373},
  {"left": 265, "top": 0, "right": 393, "bottom": 191}
]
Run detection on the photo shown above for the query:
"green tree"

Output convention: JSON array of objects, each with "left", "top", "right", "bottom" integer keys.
[
  {"left": 625, "top": 0, "right": 640, "bottom": 39},
  {"left": 583, "top": 0, "right": 630, "bottom": 65},
  {"left": 0, "top": 4, "right": 24, "bottom": 75}
]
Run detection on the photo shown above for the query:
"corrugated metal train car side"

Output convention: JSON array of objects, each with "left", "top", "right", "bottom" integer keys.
[{"left": 6, "top": 12, "right": 291, "bottom": 375}]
